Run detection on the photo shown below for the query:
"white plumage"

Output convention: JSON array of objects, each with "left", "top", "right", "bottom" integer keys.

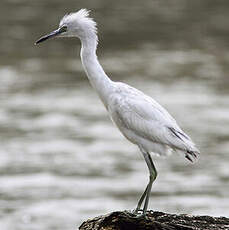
[
  {"left": 35, "top": 9, "right": 200, "bottom": 216},
  {"left": 108, "top": 82, "right": 199, "bottom": 157}
]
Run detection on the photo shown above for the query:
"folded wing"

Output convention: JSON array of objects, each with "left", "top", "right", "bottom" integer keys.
[{"left": 109, "top": 83, "right": 199, "bottom": 161}]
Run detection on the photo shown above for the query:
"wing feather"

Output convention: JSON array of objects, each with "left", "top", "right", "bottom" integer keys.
[{"left": 109, "top": 82, "right": 199, "bottom": 155}]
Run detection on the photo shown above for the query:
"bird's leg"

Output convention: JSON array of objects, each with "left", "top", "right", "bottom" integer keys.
[
  {"left": 142, "top": 152, "right": 157, "bottom": 215},
  {"left": 133, "top": 184, "right": 149, "bottom": 214},
  {"left": 133, "top": 151, "right": 157, "bottom": 216}
]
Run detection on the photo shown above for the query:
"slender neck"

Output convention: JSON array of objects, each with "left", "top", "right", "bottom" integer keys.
[{"left": 80, "top": 33, "right": 113, "bottom": 108}]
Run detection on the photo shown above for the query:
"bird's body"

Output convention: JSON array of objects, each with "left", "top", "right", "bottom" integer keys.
[
  {"left": 35, "top": 9, "right": 200, "bottom": 216},
  {"left": 106, "top": 82, "right": 198, "bottom": 157}
]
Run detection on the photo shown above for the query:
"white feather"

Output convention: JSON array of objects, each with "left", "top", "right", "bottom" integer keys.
[
  {"left": 36, "top": 8, "right": 201, "bottom": 215},
  {"left": 54, "top": 9, "right": 200, "bottom": 160},
  {"left": 107, "top": 82, "right": 199, "bottom": 157}
]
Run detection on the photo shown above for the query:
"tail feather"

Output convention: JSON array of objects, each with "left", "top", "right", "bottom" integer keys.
[
  {"left": 185, "top": 149, "right": 200, "bottom": 163},
  {"left": 168, "top": 127, "right": 200, "bottom": 162}
]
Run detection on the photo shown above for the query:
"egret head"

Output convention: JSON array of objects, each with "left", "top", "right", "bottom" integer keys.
[{"left": 35, "top": 9, "right": 97, "bottom": 45}]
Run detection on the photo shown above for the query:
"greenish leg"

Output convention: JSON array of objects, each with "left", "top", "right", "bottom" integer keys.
[
  {"left": 133, "top": 184, "right": 149, "bottom": 214},
  {"left": 142, "top": 151, "right": 157, "bottom": 215},
  {"left": 133, "top": 150, "right": 157, "bottom": 216}
]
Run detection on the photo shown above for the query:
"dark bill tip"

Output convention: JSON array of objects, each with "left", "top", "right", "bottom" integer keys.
[
  {"left": 34, "top": 35, "right": 50, "bottom": 45},
  {"left": 35, "top": 28, "right": 61, "bottom": 45}
]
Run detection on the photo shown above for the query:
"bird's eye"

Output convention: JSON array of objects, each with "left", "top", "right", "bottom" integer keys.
[{"left": 60, "top": 25, "right": 67, "bottom": 33}]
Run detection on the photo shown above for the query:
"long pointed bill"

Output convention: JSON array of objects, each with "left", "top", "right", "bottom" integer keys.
[{"left": 35, "top": 28, "right": 62, "bottom": 45}]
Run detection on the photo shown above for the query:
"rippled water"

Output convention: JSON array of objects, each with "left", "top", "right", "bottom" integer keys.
[{"left": 1, "top": 1, "right": 229, "bottom": 229}]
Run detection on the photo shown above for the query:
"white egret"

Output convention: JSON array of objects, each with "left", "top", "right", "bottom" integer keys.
[{"left": 35, "top": 9, "right": 200, "bottom": 216}]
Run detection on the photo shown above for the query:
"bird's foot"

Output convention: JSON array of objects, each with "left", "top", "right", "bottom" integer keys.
[
  {"left": 122, "top": 210, "right": 143, "bottom": 219},
  {"left": 132, "top": 208, "right": 143, "bottom": 215},
  {"left": 125, "top": 209, "right": 147, "bottom": 219}
]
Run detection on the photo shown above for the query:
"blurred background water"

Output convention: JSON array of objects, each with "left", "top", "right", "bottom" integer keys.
[{"left": 0, "top": 0, "right": 229, "bottom": 229}]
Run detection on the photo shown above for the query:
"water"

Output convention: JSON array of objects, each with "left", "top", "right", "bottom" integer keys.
[{"left": 1, "top": 0, "right": 229, "bottom": 229}]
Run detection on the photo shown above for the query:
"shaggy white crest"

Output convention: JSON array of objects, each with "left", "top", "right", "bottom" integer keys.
[{"left": 59, "top": 9, "right": 97, "bottom": 39}]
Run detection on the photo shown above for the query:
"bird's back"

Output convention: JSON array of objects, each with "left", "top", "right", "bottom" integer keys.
[{"left": 107, "top": 82, "right": 199, "bottom": 160}]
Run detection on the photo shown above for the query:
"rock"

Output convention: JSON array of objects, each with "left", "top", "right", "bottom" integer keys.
[{"left": 79, "top": 210, "right": 229, "bottom": 230}]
